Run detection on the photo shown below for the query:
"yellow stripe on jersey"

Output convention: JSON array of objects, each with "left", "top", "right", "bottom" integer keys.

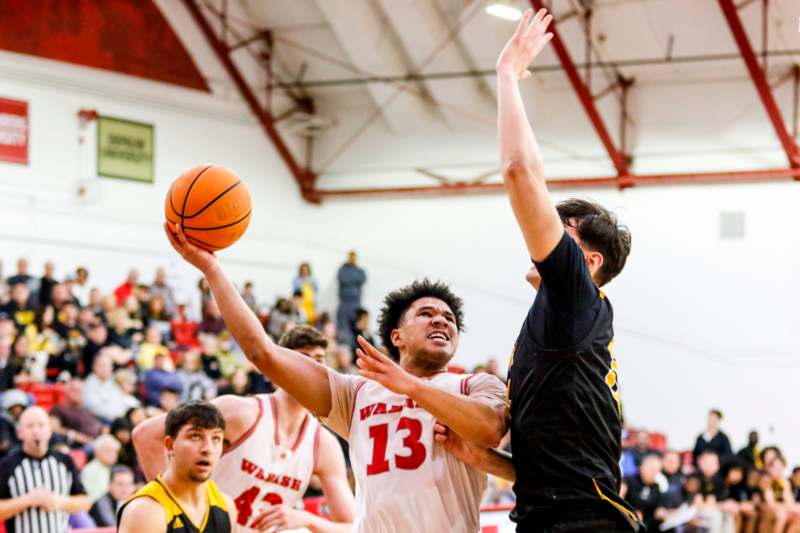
[
  {"left": 120, "top": 476, "right": 230, "bottom": 533},
  {"left": 593, "top": 478, "right": 639, "bottom": 525}
]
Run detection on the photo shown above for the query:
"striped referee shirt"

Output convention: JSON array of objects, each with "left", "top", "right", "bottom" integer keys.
[{"left": 0, "top": 449, "right": 86, "bottom": 533}]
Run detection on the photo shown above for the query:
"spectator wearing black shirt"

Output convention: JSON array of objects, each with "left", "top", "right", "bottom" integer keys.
[
  {"left": 720, "top": 462, "right": 757, "bottom": 532},
  {"left": 6, "top": 258, "right": 35, "bottom": 294},
  {"left": 660, "top": 451, "right": 686, "bottom": 510},
  {"left": 625, "top": 454, "right": 663, "bottom": 531},
  {"left": 791, "top": 467, "right": 800, "bottom": 502},
  {"left": 691, "top": 450, "right": 736, "bottom": 532},
  {"left": 1, "top": 283, "right": 35, "bottom": 334},
  {"left": 0, "top": 406, "right": 90, "bottom": 533},
  {"left": 37, "top": 261, "right": 58, "bottom": 308},
  {"left": 692, "top": 409, "right": 733, "bottom": 464},
  {"left": 350, "top": 308, "right": 375, "bottom": 356},
  {"left": 336, "top": 250, "right": 366, "bottom": 346},
  {"left": 737, "top": 430, "right": 762, "bottom": 470},
  {"left": 89, "top": 464, "right": 135, "bottom": 527},
  {"left": 0, "top": 335, "right": 20, "bottom": 392}
]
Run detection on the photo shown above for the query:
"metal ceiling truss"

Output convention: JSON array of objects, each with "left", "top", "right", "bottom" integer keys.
[
  {"left": 316, "top": 0, "right": 800, "bottom": 200},
  {"left": 182, "top": 0, "right": 320, "bottom": 203},
  {"left": 182, "top": 0, "right": 800, "bottom": 201}
]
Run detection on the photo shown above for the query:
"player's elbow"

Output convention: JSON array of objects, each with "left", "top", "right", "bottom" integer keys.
[{"left": 502, "top": 158, "right": 544, "bottom": 187}]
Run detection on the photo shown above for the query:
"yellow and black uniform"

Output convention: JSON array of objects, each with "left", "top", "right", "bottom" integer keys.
[
  {"left": 117, "top": 476, "right": 231, "bottom": 533},
  {"left": 507, "top": 232, "right": 641, "bottom": 532}
]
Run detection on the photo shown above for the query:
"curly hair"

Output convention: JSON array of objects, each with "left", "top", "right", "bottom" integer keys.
[
  {"left": 378, "top": 279, "right": 464, "bottom": 361},
  {"left": 556, "top": 198, "right": 632, "bottom": 286}
]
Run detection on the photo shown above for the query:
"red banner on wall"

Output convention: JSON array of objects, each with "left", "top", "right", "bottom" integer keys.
[{"left": 0, "top": 97, "right": 29, "bottom": 164}]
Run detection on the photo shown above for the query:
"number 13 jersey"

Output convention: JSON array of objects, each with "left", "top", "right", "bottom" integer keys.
[{"left": 323, "top": 370, "right": 508, "bottom": 533}]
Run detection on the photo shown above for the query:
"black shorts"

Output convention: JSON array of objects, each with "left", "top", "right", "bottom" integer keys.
[{"left": 516, "top": 516, "right": 633, "bottom": 533}]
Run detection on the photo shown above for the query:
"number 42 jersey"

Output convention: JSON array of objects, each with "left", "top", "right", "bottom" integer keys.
[{"left": 323, "top": 370, "right": 508, "bottom": 533}]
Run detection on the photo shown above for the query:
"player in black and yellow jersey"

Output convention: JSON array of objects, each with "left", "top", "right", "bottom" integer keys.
[
  {"left": 435, "top": 8, "right": 639, "bottom": 532},
  {"left": 118, "top": 401, "right": 235, "bottom": 533}
]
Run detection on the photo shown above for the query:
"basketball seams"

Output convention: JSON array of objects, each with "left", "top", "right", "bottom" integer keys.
[
  {"left": 176, "top": 210, "right": 251, "bottom": 232},
  {"left": 179, "top": 164, "right": 215, "bottom": 228},
  {"left": 182, "top": 180, "right": 243, "bottom": 220}
]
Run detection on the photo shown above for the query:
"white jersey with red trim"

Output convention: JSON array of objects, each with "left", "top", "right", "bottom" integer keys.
[
  {"left": 213, "top": 394, "right": 320, "bottom": 532},
  {"left": 348, "top": 372, "right": 488, "bottom": 533}
]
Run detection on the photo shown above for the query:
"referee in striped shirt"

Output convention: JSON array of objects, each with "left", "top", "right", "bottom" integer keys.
[{"left": 0, "top": 406, "right": 90, "bottom": 533}]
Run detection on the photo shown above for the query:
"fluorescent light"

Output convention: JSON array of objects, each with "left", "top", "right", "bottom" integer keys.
[{"left": 486, "top": 3, "right": 522, "bottom": 21}]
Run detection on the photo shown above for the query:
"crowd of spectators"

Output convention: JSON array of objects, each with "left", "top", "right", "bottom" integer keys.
[
  {"left": 0, "top": 252, "right": 369, "bottom": 530},
  {"left": 621, "top": 410, "right": 800, "bottom": 532}
]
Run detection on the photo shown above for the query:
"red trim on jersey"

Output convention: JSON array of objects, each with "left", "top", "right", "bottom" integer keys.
[
  {"left": 269, "top": 394, "right": 280, "bottom": 447},
  {"left": 349, "top": 380, "right": 367, "bottom": 427},
  {"left": 460, "top": 374, "right": 475, "bottom": 395},
  {"left": 312, "top": 425, "right": 322, "bottom": 472},
  {"left": 223, "top": 395, "right": 264, "bottom": 455},
  {"left": 290, "top": 414, "right": 310, "bottom": 452}
]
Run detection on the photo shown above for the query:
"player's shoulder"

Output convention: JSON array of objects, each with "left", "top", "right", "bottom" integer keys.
[
  {"left": 460, "top": 372, "right": 506, "bottom": 395},
  {"left": 117, "top": 489, "right": 169, "bottom": 531}
]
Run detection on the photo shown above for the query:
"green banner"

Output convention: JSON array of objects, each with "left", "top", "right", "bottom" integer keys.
[{"left": 97, "top": 116, "right": 154, "bottom": 182}]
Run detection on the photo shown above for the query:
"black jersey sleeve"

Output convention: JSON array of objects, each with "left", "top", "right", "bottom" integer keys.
[{"left": 528, "top": 231, "right": 601, "bottom": 348}]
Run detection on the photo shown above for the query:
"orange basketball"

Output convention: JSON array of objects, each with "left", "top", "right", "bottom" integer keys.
[{"left": 165, "top": 164, "right": 252, "bottom": 251}]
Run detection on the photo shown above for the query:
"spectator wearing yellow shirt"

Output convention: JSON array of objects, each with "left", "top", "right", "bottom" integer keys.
[{"left": 136, "top": 326, "right": 174, "bottom": 371}]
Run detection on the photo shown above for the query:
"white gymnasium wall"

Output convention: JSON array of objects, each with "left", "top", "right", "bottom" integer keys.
[{"left": 0, "top": 51, "right": 798, "bottom": 461}]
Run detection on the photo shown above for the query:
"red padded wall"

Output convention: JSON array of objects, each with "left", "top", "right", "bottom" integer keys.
[{"left": 0, "top": 0, "right": 209, "bottom": 91}]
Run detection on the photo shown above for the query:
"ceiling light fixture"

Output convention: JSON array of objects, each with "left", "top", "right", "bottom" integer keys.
[{"left": 485, "top": 3, "right": 522, "bottom": 21}]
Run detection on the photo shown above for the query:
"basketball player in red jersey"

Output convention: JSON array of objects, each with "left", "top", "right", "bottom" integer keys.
[
  {"left": 133, "top": 326, "right": 354, "bottom": 533},
  {"left": 164, "top": 221, "right": 508, "bottom": 533}
]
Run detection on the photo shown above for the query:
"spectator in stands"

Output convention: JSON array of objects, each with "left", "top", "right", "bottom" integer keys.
[
  {"left": 241, "top": 280, "right": 256, "bottom": 310},
  {"left": 720, "top": 461, "right": 756, "bottom": 532},
  {"left": 81, "top": 321, "right": 108, "bottom": 377},
  {"left": 89, "top": 464, "right": 135, "bottom": 528},
  {"left": 197, "top": 276, "right": 212, "bottom": 321},
  {"left": 122, "top": 294, "right": 145, "bottom": 334},
  {"left": 350, "top": 307, "right": 374, "bottom": 353},
  {"left": 792, "top": 467, "right": 800, "bottom": 502},
  {"left": 336, "top": 250, "right": 366, "bottom": 345},
  {"left": 157, "top": 387, "right": 181, "bottom": 412},
  {"left": 81, "top": 434, "right": 121, "bottom": 502},
  {"left": 47, "top": 301, "right": 84, "bottom": 380},
  {"left": 0, "top": 406, "right": 91, "bottom": 533},
  {"left": 176, "top": 350, "right": 216, "bottom": 401},
  {"left": 293, "top": 262, "right": 318, "bottom": 322},
  {"left": 49, "top": 378, "right": 103, "bottom": 448},
  {"left": 218, "top": 366, "right": 255, "bottom": 396},
  {"left": 107, "top": 307, "right": 135, "bottom": 350},
  {"left": 759, "top": 454, "right": 800, "bottom": 533},
  {"left": 113, "top": 269, "right": 138, "bottom": 305},
  {"left": 38, "top": 261, "right": 57, "bottom": 307},
  {"left": 267, "top": 297, "right": 293, "bottom": 339},
  {"left": 150, "top": 267, "right": 176, "bottom": 317},
  {"left": 761, "top": 445, "right": 783, "bottom": 471},
  {"left": 693, "top": 409, "right": 733, "bottom": 464},
  {"left": 485, "top": 357, "right": 505, "bottom": 382},
  {"left": 0, "top": 389, "right": 30, "bottom": 457},
  {"left": 737, "top": 430, "right": 762, "bottom": 470},
  {"left": 109, "top": 417, "right": 138, "bottom": 478},
  {"left": 334, "top": 345, "right": 357, "bottom": 375},
  {"left": 136, "top": 326, "right": 174, "bottom": 371},
  {"left": 50, "top": 283, "right": 74, "bottom": 312},
  {"left": 626, "top": 454, "right": 664, "bottom": 531},
  {"left": 113, "top": 369, "right": 141, "bottom": 412},
  {"left": 291, "top": 290, "right": 309, "bottom": 325},
  {"left": 0, "top": 335, "right": 19, "bottom": 392},
  {"left": 630, "top": 431, "right": 655, "bottom": 467},
  {"left": 199, "top": 334, "right": 223, "bottom": 380},
  {"left": 6, "top": 257, "right": 35, "bottom": 293},
  {"left": 72, "top": 267, "right": 90, "bottom": 307},
  {"left": 199, "top": 297, "right": 226, "bottom": 335},
  {"left": 143, "top": 353, "right": 182, "bottom": 406},
  {"left": 2, "top": 282, "right": 35, "bottom": 333},
  {"left": 144, "top": 294, "right": 172, "bottom": 340},
  {"left": 82, "top": 351, "right": 130, "bottom": 422},
  {"left": 691, "top": 450, "right": 735, "bottom": 532},
  {"left": 661, "top": 451, "right": 686, "bottom": 510}
]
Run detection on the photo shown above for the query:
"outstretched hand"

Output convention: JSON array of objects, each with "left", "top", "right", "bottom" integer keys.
[
  {"left": 355, "top": 336, "right": 419, "bottom": 396},
  {"left": 496, "top": 8, "right": 553, "bottom": 80},
  {"left": 163, "top": 222, "right": 218, "bottom": 274}
]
